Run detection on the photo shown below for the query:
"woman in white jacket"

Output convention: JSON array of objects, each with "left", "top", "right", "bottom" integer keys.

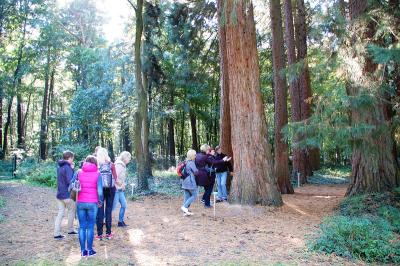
[{"left": 113, "top": 151, "right": 131, "bottom": 227}]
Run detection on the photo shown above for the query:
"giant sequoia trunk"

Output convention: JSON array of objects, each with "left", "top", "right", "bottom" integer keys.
[
  {"left": 344, "top": 0, "right": 399, "bottom": 195},
  {"left": 270, "top": 0, "right": 293, "bottom": 194},
  {"left": 223, "top": 0, "right": 282, "bottom": 206},
  {"left": 217, "top": 0, "right": 234, "bottom": 191},
  {"left": 134, "top": 0, "right": 150, "bottom": 190}
]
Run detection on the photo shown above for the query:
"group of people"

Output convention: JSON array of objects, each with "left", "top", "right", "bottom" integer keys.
[
  {"left": 54, "top": 147, "right": 131, "bottom": 257},
  {"left": 53, "top": 144, "right": 232, "bottom": 257},
  {"left": 180, "top": 144, "right": 232, "bottom": 216}
]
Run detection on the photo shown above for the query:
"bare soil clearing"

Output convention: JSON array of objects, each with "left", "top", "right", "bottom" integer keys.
[{"left": 0, "top": 182, "right": 362, "bottom": 265}]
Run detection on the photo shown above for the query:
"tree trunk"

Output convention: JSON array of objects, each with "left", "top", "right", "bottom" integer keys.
[
  {"left": 217, "top": 0, "right": 234, "bottom": 192},
  {"left": 344, "top": 0, "right": 399, "bottom": 195},
  {"left": 134, "top": 0, "right": 149, "bottom": 191},
  {"left": 17, "top": 89, "right": 25, "bottom": 149},
  {"left": 179, "top": 110, "right": 185, "bottom": 156},
  {"left": 295, "top": 0, "right": 320, "bottom": 174},
  {"left": 1, "top": 97, "right": 13, "bottom": 159},
  {"left": 189, "top": 108, "right": 198, "bottom": 151},
  {"left": 121, "top": 67, "right": 132, "bottom": 153},
  {"left": 271, "top": 0, "right": 293, "bottom": 194},
  {"left": 167, "top": 88, "right": 176, "bottom": 166},
  {"left": 284, "top": 0, "right": 306, "bottom": 183},
  {"left": 223, "top": 0, "right": 282, "bottom": 206},
  {"left": 39, "top": 50, "right": 51, "bottom": 161},
  {"left": 0, "top": 89, "right": 2, "bottom": 151}
]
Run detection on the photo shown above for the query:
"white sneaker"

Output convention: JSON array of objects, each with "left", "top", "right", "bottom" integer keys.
[{"left": 181, "top": 206, "right": 189, "bottom": 214}]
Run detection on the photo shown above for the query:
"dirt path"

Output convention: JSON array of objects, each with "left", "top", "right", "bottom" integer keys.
[{"left": 0, "top": 182, "right": 361, "bottom": 265}]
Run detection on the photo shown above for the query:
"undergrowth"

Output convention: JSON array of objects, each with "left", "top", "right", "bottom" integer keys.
[
  {"left": 0, "top": 196, "right": 5, "bottom": 222},
  {"left": 15, "top": 158, "right": 57, "bottom": 187},
  {"left": 309, "top": 188, "right": 400, "bottom": 263}
]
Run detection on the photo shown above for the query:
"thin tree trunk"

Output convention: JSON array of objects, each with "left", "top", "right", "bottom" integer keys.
[
  {"left": 39, "top": 50, "right": 51, "bottom": 160},
  {"left": 179, "top": 110, "right": 185, "bottom": 156},
  {"left": 167, "top": 87, "right": 176, "bottom": 166},
  {"left": 1, "top": 97, "right": 13, "bottom": 159},
  {"left": 223, "top": 0, "right": 282, "bottom": 206},
  {"left": 16, "top": 87, "right": 25, "bottom": 149},
  {"left": 271, "top": 0, "right": 293, "bottom": 194},
  {"left": 189, "top": 108, "right": 198, "bottom": 151},
  {"left": 0, "top": 89, "right": 2, "bottom": 150},
  {"left": 345, "top": 0, "right": 399, "bottom": 195},
  {"left": 121, "top": 66, "right": 132, "bottom": 153}
]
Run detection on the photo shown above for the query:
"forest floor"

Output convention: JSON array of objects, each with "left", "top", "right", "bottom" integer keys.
[{"left": 0, "top": 176, "right": 362, "bottom": 266}]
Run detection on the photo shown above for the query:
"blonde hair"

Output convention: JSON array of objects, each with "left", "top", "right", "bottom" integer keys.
[
  {"left": 186, "top": 149, "right": 197, "bottom": 161},
  {"left": 118, "top": 151, "right": 132, "bottom": 163},
  {"left": 200, "top": 144, "right": 210, "bottom": 153},
  {"left": 96, "top": 147, "right": 111, "bottom": 165}
]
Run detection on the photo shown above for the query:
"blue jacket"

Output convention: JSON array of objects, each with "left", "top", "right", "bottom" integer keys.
[
  {"left": 56, "top": 160, "right": 74, "bottom": 200},
  {"left": 181, "top": 160, "right": 198, "bottom": 190}
]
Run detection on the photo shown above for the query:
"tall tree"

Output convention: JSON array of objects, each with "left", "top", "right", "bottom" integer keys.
[
  {"left": 283, "top": 0, "right": 307, "bottom": 183},
  {"left": 222, "top": 0, "right": 282, "bottom": 206},
  {"left": 128, "top": 0, "right": 151, "bottom": 190},
  {"left": 343, "top": 0, "right": 399, "bottom": 195},
  {"left": 217, "top": 0, "right": 234, "bottom": 191},
  {"left": 295, "top": 0, "right": 320, "bottom": 173},
  {"left": 271, "top": 0, "right": 293, "bottom": 194},
  {"left": 39, "top": 48, "right": 51, "bottom": 160}
]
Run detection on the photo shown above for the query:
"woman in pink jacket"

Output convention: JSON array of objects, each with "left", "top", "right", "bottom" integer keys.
[{"left": 76, "top": 156, "right": 103, "bottom": 257}]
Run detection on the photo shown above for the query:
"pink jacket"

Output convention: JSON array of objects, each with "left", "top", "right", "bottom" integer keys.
[{"left": 77, "top": 162, "right": 100, "bottom": 203}]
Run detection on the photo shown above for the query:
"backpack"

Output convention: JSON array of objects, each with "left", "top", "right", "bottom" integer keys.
[
  {"left": 176, "top": 161, "right": 189, "bottom": 179},
  {"left": 100, "top": 162, "right": 114, "bottom": 188},
  {"left": 68, "top": 170, "right": 81, "bottom": 201}
]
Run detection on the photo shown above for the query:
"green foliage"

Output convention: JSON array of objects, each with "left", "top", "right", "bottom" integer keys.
[
  {"left": 50, "top": 143, "right": 91, "bottom": 162},
  {"left": 0, "top": 196, "right": 5, "bottom": 208},
  {"left": 15, "top": 158, "right": 57, "bottom": 187},
  {"left": 310, "top": 215, "right": 400, "bottom": 263},
  {"left": 0, "top": 196, "right": 4, "bottom": 223},
  {"left": 311, "top": 189, "right": 400, "bottom": 263},
  {"left": 307, "top": 165, "right": 350, "bottom": 185}
]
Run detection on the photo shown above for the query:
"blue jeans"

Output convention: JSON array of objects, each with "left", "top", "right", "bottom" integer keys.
[
  {"left": 77, "top": 202, "right": 98, "bottom": 253},
  {"left": 216, "top": 172, "right": 228, "bottom": 200},
  {"left": 183, "top": 188, "right": 198, "bottom": 208},
  {"left": 113, "top": 190, "right": 127, "bottom": 222}
]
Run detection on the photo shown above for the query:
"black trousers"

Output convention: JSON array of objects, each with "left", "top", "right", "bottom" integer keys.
[
  {"left": 96, "top": 187, "right": 115, "bottom": 236},
  {"left": 202, "top": 183, "right": 214, "bottom": 207}
]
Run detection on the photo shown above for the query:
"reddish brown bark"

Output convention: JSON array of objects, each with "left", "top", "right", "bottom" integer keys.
[
  {"left": 223, "top": 0, "right": 282, "bottom": 206},
  {"left": 217, "top": 0, "right": 234, "bottom": 191},
  {"left": 345, "top": 0, "right": 399, "bottom": 195},
  {"left": 295, "top": 0, "right": 320, "bottom": 173},
  {"left": 270, "top": 0, "right": 293, "bottom": 194}
]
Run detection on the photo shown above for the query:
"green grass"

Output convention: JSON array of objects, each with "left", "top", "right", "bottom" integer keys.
[
  {"left": 309, "top": 188, "right": 400, "bottom": 263},
  {"left": 15, "top": 159, "right": 57, "bottom": 187},
  {"left": 307, "top": 165, "right": 350, "bottom": 185},
  {"left": 0, "top": 195, "right": 5, "bottom": 223},
  {"left": 0, "top": 160, "right": 14, "bottom": 177}
]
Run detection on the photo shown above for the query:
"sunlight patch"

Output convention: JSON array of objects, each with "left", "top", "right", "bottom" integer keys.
[{"left": 128, "top": 228, "right": 144, "bottom": 246}]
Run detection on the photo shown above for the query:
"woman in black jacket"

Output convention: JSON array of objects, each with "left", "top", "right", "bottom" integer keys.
[
  {"left": 214, "top": 146, "right": 232, "bottom": 202},
  {"left": 195, "top": 144, "right": 230, "bottom": 208}
]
